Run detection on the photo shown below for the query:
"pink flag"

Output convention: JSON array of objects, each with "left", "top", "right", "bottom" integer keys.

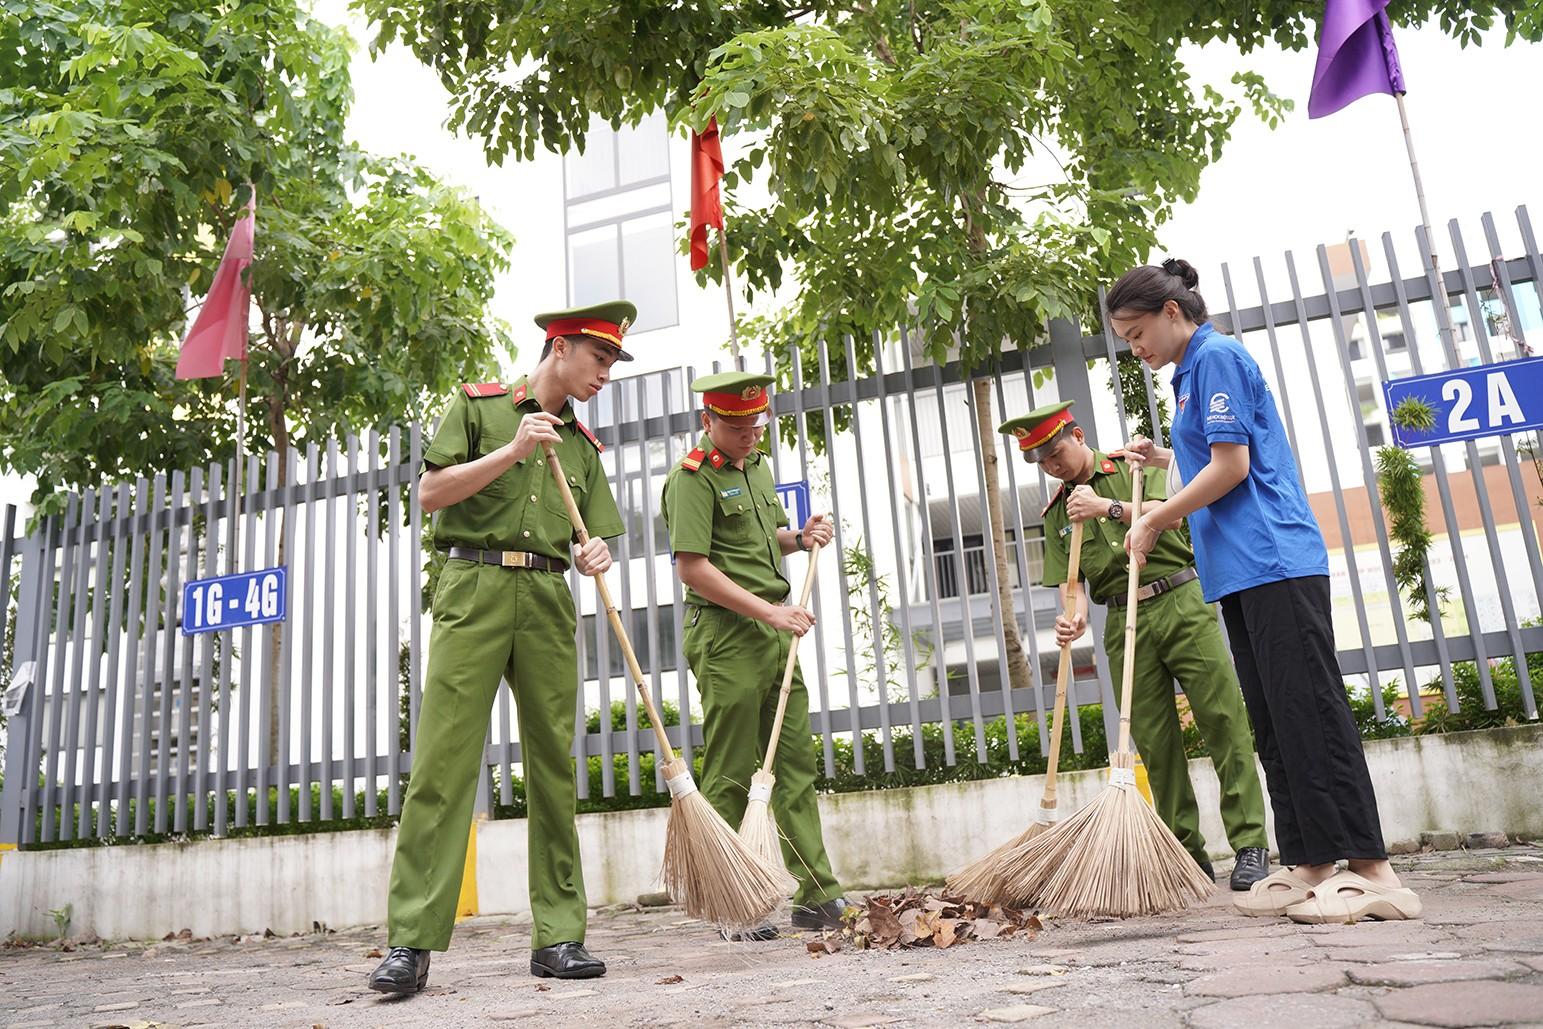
[{"left": 175, "top": 193, "right": 256, "bottom": 380}]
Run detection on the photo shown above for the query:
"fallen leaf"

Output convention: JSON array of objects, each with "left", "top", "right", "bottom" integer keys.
[
  {"left": 933, "top": 919, "right": 957, "bottom": 950},
  {"left": 536, "top": 983, "right": 551, "bottom": 992},
  {"left": 656, "top": 975, "right": 683, "bottom": 985},
  {"left": 364, "top": 948, "right": 383, "bottom": 959}
]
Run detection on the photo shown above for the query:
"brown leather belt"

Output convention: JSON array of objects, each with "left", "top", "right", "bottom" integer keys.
[
  {"left": 446, "top": 547, "right": 569, "bottom": 573},
  {"left": 1105, "top": 566, "right": 1198, "bottom": 608}
]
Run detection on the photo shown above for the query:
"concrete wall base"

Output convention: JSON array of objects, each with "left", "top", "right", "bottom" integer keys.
[{"left": 2, "top": 724, "right": 1537, "bottom": 941}]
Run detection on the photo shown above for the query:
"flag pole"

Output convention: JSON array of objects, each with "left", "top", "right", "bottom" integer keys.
[
  {"left": 1393, "top": 92, "right": 1456, "bottom": 352},
  {"left": 717, "top": 225, "right": 742, "bottom": 369}
]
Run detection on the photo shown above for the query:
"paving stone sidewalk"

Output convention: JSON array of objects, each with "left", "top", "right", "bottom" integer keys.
[{"left": 3, "top": 848, "right": 1542, "bottom": 1028}]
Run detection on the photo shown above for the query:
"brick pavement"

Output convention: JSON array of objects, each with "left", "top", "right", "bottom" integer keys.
[{"left": 2, "top": 848, "right": 1540, "bottom": 1027}]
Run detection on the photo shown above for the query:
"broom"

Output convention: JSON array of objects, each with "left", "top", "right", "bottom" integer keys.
[
  {"left": 946, "top": 520, "right": 1085, "bottom": 903},
  {"left": 996, "top": 469, "right": 1214, "bottom": 917},
  {"left": 737, "top": 521, "right": 825, "bottom": 868},
  {"left": 543, "top": 442, "right": 795, "bottom": 927}
]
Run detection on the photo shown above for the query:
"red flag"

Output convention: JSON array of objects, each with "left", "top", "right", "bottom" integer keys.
[
  {"left": 176, "top": 192, "right": 256, "bottom": 380},
  {"left": 688, "top": 118, "right": 724, "bottom": 271}
]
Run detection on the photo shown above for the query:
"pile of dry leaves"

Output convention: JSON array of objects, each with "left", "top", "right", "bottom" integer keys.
[{"left": 805, "top": 887, "right": 1042, "bottom": 955}]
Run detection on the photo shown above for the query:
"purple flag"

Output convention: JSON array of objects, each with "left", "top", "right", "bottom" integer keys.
[{"left": 1308, "top": 0, "right": 1407, "bottom": 119}]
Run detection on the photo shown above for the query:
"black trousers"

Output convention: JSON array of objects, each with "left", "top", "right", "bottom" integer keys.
[{"left": 1219, "top": 575, "right": 1387, "bottom": 866}]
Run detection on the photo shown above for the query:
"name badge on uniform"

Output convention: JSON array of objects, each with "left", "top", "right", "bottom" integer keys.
[
  {"left": 719, "top": 486, "right": 744, "bottom": 499},
  {"left": 1059, "top": 524, "right": 1074, "bottom": 538}
]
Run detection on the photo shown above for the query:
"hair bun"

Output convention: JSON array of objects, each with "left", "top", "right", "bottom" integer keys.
[{"left": 1161, "top": 258, "right": 1200, "bottom": 291}]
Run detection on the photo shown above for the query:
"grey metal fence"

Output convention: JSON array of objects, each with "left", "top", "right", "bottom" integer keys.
[{"left": 2, "top": 208, "right": 1540, "bottom": 846}]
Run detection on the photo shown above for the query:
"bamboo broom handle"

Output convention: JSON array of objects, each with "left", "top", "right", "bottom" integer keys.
[
  {"left": 760, "top": 529, "right": 825, "bottom": 774},
  {"left": 1115, "top": 468, "right": 1146, "bottom": 758},
  {"left": 1040, "top": 519, "right": 1085, "bottom": 805},
  {"left": 544, "top": 443, "right": 676, "bottom": 759}
]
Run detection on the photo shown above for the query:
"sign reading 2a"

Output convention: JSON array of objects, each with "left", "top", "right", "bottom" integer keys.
[
  {"left": 1382, "top": 356, "right": 1543, "bottom": 449},
  {"left": 181, "top": 567, "right": 287, "bottom": 635}
]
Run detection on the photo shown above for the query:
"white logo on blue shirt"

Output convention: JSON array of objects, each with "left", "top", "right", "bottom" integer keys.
[{"left": 1208, "top": 392, "right": 1230, "bottom": 414}]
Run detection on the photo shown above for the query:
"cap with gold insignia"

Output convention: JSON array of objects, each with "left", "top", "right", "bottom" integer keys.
[
  {"left": 998, "top": 400, "right": 1077, "bottom": 462},
  {"left": 691, "top": 371, "right": 775, "bottom": 428},
  {"left": 533, "top": 300, "right": 638, "bottom": 361}
]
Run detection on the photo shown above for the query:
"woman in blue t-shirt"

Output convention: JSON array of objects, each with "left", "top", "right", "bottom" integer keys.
[{"left": 1108, "top": 258, "right": 1420, "bottom": 924}]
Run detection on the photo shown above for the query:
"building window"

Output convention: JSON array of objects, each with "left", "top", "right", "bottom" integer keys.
[{"left": 563, "top": 111, "right": 679, "bottom": 333}]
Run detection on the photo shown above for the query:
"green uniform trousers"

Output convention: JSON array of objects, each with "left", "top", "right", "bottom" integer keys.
[
  {"left": 683, "top": 606, "right": 843, "bottom": 909},
  {"left": 387, "top": 561, "right": 586, "bottom": 951},
  {"left": 1101, "top": 578, "right": 1269, "bottom": 862}
]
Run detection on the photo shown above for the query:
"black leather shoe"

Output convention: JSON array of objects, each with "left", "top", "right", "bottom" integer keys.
[
  {"left": 1195, "top": 856, "right": 1216, "bottom": 882},
  {"left": 791, "top": 897, "right": 851, "bottom": 930},
  {"left": 1230, "top": 847, "right": 1270, "bottom": 891},
  {"left": 719, "top": 924, "right": 779, "bottom": 942},
  {"left": 530, "top": 941, "right": 606, "bottom": 979},
  {"left": 368, "top": 946, "right": 430, "bottom": 994}
]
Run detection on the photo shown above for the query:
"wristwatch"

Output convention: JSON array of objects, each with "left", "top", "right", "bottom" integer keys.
[
  {"left": 796, "top": 531, "right": 809, "bottom": 551},
  {"left": 1107, "top": 500, "right": 1125, "bottom": 521}
]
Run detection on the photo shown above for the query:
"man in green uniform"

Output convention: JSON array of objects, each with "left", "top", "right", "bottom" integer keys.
[
  {"left": 368, "top": 302, "right": 631, "bottom": 993},
  {"left": 1000, "top": 400, "right": 1269, "bottom": 890},
  {"left": 660, "top": 372, "right": 847, "bottom": 940}
]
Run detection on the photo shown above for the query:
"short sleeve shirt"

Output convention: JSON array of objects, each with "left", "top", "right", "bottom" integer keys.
[
  {"left": 1040, "top": 451, "right": 1192, "bottom": 602},
  {"left": 423, "top": 376, "right": 625, "bottom": 556},
  {"left": 660, "top": 434, "right": 791, "bottom": 607},
  {"left": 1169, "top": 323, "right": 1328, "bottom": 601}
]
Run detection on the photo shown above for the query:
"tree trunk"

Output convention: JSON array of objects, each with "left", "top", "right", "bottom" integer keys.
[
  {"left": 265, "top": 392, "right": 290, "bottom": 768},
  {"left": 971, "top": 376, "right": 1035, "bottom": 696}
]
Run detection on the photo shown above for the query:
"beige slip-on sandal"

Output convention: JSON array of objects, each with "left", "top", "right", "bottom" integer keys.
[
  {"left": 1284, "top": 870, "right": 1422, "bottom": 924},
  {"left": 1233, "top": 867, "right": 1315, "bottom": 917}
]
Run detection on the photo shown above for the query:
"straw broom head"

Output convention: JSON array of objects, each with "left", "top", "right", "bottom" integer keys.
[
  {"left": 946, "top": 800, "right": 1059, "bottom": 903},
  {"left": 997, "top": 758, "right": 1213, "bottom": 917},
  {"left": 736, "top": 768, "right": 784, "bottom": 871},
  {"left": 660, "top": 757, "right": 796, "bottom": 928}
]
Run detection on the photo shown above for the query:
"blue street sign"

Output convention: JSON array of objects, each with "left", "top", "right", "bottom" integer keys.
[
  {"left": 181, "top": 567, "right": 287, "bottom": 635},
  {"left": 1382, "top": 355, "right": 1543, "bottom": 449},
  {"left": 776, "top": 479, "right": 812, "bottom": 529}
]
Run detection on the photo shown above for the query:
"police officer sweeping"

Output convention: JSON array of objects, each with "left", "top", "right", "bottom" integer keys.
[
  {"left": 368, "top": 301, "right": 631, "bottom": 993},
  {"left": 660, "top": 371, "right": 848, "bottom": 940}
]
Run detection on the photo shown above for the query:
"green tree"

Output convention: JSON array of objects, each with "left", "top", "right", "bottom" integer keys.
[
  {"left": 1, "top": 0, "right": 514, "bottom": 764},
  {"left": 361, "top": 0, "right": 1538, "bottom": 702},
  {"left": 1, "top": 0, "right": 514, "bottom": 513}
]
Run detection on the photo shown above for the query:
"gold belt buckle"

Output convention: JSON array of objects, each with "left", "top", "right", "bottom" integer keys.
[{"left": 500, "top": 551, "right": 529, "bottom": 568}]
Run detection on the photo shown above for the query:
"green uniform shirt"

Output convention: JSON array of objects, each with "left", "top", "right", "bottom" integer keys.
[
  {"left": 422, "top": 376, "right": 625, "bottom": 554},
  {"left": 660, "top": 433, "right": 790, "bottom": 607},
  {"left": 1041, "top": 450, "right": 1193, "bottom": 602}
]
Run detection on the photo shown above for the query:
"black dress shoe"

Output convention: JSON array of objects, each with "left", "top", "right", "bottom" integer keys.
[
  {"left": 1230, "top": 847, "right": 1270, "bottom": 891},
  {"left": 791, "top": 897, "right": 851, "bottom": 930},
  {"left": 368, "top": 946, "right": 430, "bottom": 994},
  {"left": 1195, "top": 856, "right": 1216, "bottom": 882},
  {"left": 530, "top": 941, "right": 606, "bottom": 979},
  {"left": 719, "top": 924, "right": 779, "bottom": 942}
]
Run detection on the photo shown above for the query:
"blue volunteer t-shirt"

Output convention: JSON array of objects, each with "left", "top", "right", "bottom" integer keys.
[{"left": 1169, "top": 322, "right": 1329, "bottom": 602}]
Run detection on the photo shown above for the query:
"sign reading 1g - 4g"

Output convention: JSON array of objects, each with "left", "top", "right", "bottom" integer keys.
[
  {"left": 1382, "top": 356, "right": 1543, "bottom": 449},
  {"left": 181, "top": 567, "right": 287, "bottom": 635}
]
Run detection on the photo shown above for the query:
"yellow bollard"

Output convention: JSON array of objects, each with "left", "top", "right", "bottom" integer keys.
[
  {"left": 1133, "top": 753, "right": 1155, "bottom": 807},
  {"left": 455, "top": 815, "right": 482, "bottom": 921}
]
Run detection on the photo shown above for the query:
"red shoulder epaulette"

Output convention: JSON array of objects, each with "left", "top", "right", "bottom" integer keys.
[
  {"left": 461, "top": 382, "right": 508, "bottom": 399},
  {"left": 574, "top": 417, "right": 604, "bottom": 453},
  {"left": 1041, "top": 482, "right": 1067, "bottom": 518},
  {"left": 1107, "top": 449, "right": 1126, "bottom": 459},
  {"left": 681, "top": 447, "right": 706, "bottom": 472}
]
